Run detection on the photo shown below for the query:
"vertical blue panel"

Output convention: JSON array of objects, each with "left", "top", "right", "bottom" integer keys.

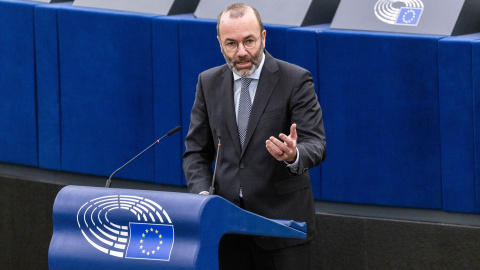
[
  {"left": 439, "top": 34, "right": 480, "bottom": 213},
  {"left": 35, "top": 3, "right": 70, "bottom": 171},
  {"left": 57, "top": 6, "right": 157, "bottom": 182},
  {"left": 263, "top": 24, "right": 291, "bottom": 61},
  {"left": 472, "top": 40, "right": 480, "bottom": 213},
  {"left": 0, "top": 0, "right": 39, "bottom": 166},
  {"left": 318, "top": 30, "right": 442, "bottom": 209},
  {"left": 286, "top": 25, "right": 329, "bottom": 200},
  {"left": 152, "top": 15, "right": 194, "bottom": 186}
]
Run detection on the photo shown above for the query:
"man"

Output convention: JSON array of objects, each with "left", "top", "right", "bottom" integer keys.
[{"left": 183, "top": 3, "right": 326, "bottom": 269}]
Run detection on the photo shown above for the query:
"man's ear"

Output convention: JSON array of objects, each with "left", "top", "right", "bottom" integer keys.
[{"left": 217, "top": 36, "right": 222, "bottom": 50}]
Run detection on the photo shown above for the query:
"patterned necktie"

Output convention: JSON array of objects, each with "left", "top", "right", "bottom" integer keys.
[{"left": 237, "top": 77, "right": 253, "bottom": 149}]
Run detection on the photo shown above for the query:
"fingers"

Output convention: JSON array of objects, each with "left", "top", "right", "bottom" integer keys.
[
  {"left": 266, "top": 137, "right": 297, "bottom": 162},
  {"left": 279, "top": 133, "right": 294, "bottom": 149},
  {"left": 265, "top": 124, "right": 298, "bottom": 162},
  {"left": 278, "top": 123, "right": 297, "bottom": 149},
  {"left": 290, "top": 123, "right": 297, "bottom": 140},
  {"left": 266, "top": 137, "right": 287, "bottom": 160}
]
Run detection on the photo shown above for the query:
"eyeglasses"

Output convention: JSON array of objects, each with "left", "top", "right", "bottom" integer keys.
[{"left": 222, "top": 36, "right": 259, "bottom": 52}]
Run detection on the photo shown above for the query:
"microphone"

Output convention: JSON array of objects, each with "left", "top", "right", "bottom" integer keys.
[
  {"left": 105, "top": 126, "right": 181, "bottom": 188},
  {"left": 208, "top": 129, "right": 221, "bottom": 195}
]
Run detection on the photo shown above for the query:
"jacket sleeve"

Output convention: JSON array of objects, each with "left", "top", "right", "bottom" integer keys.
[
  {"left": 182, "top": 74, "right": 215, "bottom": 193},
  {"left": 290, "top": 69, "right": 326, "bottom": 174}
]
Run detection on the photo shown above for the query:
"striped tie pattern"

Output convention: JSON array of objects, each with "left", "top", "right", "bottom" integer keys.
[{"left": 237, "top": 77, "right": 253, "bottom": 149}]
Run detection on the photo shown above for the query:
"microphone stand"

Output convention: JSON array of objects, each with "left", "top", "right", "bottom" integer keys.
[
  {"left": 105, "top": 126, "right": 181, "bottom": 188},
  {"left": 209, "top": 129, "right": 221, "bottom": 195}
]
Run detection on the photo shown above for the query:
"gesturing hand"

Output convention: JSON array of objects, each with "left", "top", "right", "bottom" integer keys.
[{"left": 265, "top": 124, "right": 297, "bottom": 163}]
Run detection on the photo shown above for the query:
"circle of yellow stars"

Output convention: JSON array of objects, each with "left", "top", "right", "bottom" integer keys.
[{"left": 139, "top": 227, "right": 163, "bottom": 256}]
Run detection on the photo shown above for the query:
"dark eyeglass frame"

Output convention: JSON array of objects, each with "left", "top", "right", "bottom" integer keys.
[{"left": 222, "top": 35, "right": 261, "bottom": 52}]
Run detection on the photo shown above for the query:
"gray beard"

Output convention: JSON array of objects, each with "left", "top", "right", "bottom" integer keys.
[{"left": 222, "top": 42, "right": 264, "bottom": 77}]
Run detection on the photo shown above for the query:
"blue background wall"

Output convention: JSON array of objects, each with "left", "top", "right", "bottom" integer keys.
[
  {"left": 0, "top": 0, "right": 40, "bottom": 167},
  {"left": 318, "top": 30, "right": 443, "bottom": 209},
  {"left": 1, "top": 0, "right": 479, "bottom": 213}
]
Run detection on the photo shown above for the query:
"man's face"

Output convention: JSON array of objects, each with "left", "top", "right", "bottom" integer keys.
[{"left": 217, "top": 9, "right": 266, "bottom": 77}]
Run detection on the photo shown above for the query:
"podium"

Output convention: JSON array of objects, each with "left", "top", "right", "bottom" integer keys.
[{"left": 48, "top": 186, "right": 307, "bottom": 269}]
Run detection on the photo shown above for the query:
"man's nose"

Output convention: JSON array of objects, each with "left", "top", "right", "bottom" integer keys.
[{"left": 236, "top": 43, "right": 248, "bottom": 56}]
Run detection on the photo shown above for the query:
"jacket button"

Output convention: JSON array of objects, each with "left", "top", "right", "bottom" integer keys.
[{"left": 239, "top": 163, "right": 245, "bottom": 169}]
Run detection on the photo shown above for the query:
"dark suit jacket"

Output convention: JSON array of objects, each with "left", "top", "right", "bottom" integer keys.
[{"left": 183, "top": 51, "right": 326, "bottom": 250}]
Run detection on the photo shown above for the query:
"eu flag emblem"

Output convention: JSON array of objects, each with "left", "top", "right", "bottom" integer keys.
[
  {"left": 395, "top": 7, "right": 423, "bottom": 26},
  {"left": 125, "top": 223, "right": 174, "bottom": 260}
]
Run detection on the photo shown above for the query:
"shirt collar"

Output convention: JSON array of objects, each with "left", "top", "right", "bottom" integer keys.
[{"left": 233, "top": 52, "right": 265, "bottom": 81}]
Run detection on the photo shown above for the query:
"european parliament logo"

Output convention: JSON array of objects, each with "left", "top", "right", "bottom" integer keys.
[
  {"left": 77, "top": 195, "right": 174, "bottom": 260},
  {"left": 374, "top": 0, "right": 424, "bottom": 26}
]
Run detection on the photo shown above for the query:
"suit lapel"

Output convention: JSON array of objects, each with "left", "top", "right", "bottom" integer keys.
[{"left": 243, "top": 52, "right": 279, "bottom": 153}]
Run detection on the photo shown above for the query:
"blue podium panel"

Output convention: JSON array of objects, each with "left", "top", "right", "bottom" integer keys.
[
  {"left": 439, "top": 34, "right": 480, "bottom": 213},
  {"left": 0, "top": 0, "right": 40, "bottom": 166},
  {"left": 152, "top": 14, "right": 195, "bottom": 186},
  {"left": 49, "top": 186, "right": 306, "bottom": 270},
  {"left": 285, "top": 24, "right": 330, "bottom": 200},
  {"left": 318, "top": 30, "right": 443, "bottom": 209},
  {"left": 56, "top": 6, "right": 158, "bottom": 181}
]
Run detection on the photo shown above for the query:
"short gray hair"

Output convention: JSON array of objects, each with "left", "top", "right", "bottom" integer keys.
[{"left": 216, "top": 3, "right": 264, "bottom": 37}]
